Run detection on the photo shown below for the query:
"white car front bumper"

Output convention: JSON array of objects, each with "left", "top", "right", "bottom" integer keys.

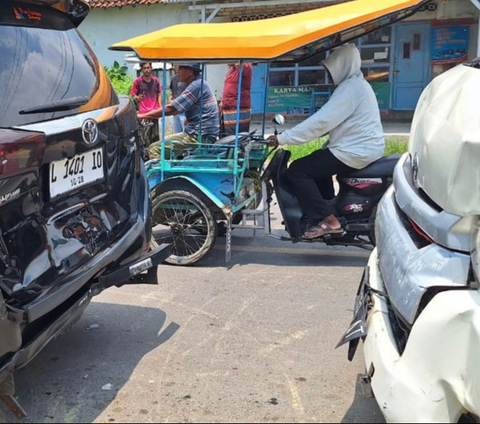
[{"left": 363, "top": 249, "right": 480, "bottom": 423}]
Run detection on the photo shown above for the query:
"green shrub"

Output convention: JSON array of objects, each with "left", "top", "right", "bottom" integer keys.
[
  {"left": 385, "top": 137, "right": 409, "bottom": 156},
  {"left": 110, "top": 77, "right": 134, "bottom": 96},
  {"left": 104, "top": 61, "right": 134, "bottom": 96},
  {"left": 105, "top": 61, "right": 128, "bottom": 80},
  {"left": 285, "top": 136, "right": 409, "bottom": 161},
  {"left": 284, "top": 137, "right": 328, "bottom": 161}
]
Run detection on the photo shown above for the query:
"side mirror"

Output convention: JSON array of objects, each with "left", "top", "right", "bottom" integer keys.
[{"left": 273, "top": 114, "right": 286, "bottom": 126}]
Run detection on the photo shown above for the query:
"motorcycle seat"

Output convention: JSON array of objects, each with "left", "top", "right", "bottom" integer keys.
[{"left": 341, "top": 154, "right": 402, "bottom": 178}]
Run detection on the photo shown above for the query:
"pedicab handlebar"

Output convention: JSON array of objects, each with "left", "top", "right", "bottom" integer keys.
[{"left": 228, "top": 114, "right": 285, "bottom": 148}]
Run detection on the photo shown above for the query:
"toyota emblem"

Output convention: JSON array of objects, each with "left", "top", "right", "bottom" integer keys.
[{"left": 82, "top": 119, "right": 99, "bottom": 145}]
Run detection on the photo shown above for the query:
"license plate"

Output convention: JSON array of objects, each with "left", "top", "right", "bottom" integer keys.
[
  {"left": 129, "top": 258, "right": 154, "bottom": 277},
  {"left": 50, "top": 148, "right": 104, "bottom": 199}
]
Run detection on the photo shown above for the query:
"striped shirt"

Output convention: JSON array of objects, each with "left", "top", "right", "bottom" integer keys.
[{"left": 172, "top": 76, "right": 219, "bottom": 140}]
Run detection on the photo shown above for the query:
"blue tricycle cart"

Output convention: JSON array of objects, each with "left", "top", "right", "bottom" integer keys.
[{"left": 145, "top": 130, "right": 271, "bottom": 265}]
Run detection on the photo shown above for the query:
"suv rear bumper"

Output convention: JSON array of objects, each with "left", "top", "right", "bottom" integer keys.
[
  {"left": 0, "top": 161, "right": 171, "bottom": 392},
  {"left": 364, "top": 249, "right": 480, "bottom": 423},
  {"left": 25, "top": 166, "right": 158, "bottom": 323},
  {"left": 0, "top": 151, "right": 172, "bottom": 403},
  {"left": 0, "top": 243, "right": 171, "bottom": 392},
  {"left": 0, "top": 164, "right": 171, "bottom": 380}
]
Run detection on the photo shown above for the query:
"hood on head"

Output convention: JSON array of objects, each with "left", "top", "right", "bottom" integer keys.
[{"left": 322, "top": 44, "right": 362, "bottom": 86}]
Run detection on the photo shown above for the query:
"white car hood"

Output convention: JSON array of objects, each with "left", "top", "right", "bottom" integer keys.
[{"left": 409, "top": 63, "right": 480, "bottom": 217}]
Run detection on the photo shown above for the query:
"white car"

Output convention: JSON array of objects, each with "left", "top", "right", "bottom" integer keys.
[{"left": 340, "top": 59, "right": 480, "bottom": 423}]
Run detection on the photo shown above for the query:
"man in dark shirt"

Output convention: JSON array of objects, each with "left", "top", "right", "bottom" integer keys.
[{"left": 139, "top": 65, "right": 220, "bottom": 160}]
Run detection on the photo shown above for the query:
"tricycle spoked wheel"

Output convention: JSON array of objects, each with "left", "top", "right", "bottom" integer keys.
[{"left": 151, "top": 190, "right": 218, "bottom": 265}]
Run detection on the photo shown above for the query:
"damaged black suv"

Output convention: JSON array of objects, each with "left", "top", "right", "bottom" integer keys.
[{"left": 0, "top": 0, "right": 170, "bottom": 413}]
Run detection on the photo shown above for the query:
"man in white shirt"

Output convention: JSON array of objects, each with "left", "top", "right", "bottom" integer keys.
[{"left": 268, "top": 44, "right": 385, "bottom": 240}]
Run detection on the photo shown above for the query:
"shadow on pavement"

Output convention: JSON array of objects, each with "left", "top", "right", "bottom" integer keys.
[
  {"left": 341, "top": 374, "right": 385, "bottom": 423},
  {"left": 0, "top": 302, "right": 179, "bottom": 423},
  {"left": 202, "top": 235, "right": 371, "bottom": 269}
]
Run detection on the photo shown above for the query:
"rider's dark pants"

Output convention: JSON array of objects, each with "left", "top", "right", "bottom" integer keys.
[{"left": 288, "top": 148, "right": 356, "bottom": 224}]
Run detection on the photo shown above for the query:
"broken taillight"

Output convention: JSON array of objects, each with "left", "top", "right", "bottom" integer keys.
[
  {"left": 408, "top": 217, "right": 434, "bottom": 245},
  {"left": 0, "top": 129, "right": 46, "bottom": 178}
]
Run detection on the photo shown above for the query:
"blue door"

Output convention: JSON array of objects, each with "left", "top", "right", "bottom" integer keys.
[
  {"left": 393, "top": 23, "right": 431, "bottom": 110},
  {"left": 251, "top": 63, "right": 268, "bottom": 114}
]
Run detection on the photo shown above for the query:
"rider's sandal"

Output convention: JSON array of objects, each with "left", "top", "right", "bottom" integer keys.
[{"left": 303, "top": 222, "right": 344, "bottom": 240}]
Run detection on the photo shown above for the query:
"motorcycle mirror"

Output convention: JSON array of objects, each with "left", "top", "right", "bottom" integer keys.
[{"left": 273, "top": 114, "right": 286, "bottom": 126}]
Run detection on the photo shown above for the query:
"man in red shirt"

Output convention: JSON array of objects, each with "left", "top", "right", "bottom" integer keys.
[
  {"left": 131, "top": 63, "right": 162, "bottom": 144},
  {"left": 130, "top": 63, "right": 162, "bottom": 114},
  {"left": 221, "top": 63, "right": 253, "bottom": 136}
]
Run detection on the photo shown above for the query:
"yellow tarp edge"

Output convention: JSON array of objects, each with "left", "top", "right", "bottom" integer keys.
[{"left": 111, "top": 0, "right": 427, "bottom": 61}]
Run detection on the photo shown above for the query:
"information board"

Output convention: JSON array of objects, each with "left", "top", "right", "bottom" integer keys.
[
  {"left": 266, "top": 85, "right": 330, "bottom": 114},
  {"left": 432, "top": 26, "right": 470, "bottom": 66},
  {"left": 267, "top": 82, "right": 391, "bottom": 114}
]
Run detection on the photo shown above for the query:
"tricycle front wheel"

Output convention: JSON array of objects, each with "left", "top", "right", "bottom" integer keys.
[{"left": 151, "top": 190, "right": 218, "bottom": 266}]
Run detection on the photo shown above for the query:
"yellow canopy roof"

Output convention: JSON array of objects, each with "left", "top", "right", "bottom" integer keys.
[{"left": 110, "top": 0, "right": 428, "bottom": 63}]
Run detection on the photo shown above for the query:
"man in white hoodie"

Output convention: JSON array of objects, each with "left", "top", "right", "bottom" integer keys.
[{"left": 268, "top": 44, "right": 385, "bottom": 239}]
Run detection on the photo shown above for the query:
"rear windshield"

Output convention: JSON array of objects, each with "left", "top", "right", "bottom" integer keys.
[{"left": 0, "top": 4, "right": 117, "bottom": 127}]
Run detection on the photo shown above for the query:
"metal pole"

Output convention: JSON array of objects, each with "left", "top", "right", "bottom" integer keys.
[
  {"left": 161, "top": 62, "right": 167, "bottom": 181},
  {"left": 199, "top": 64, "right": 205, "bottom": 145},
  {"left": 478, "top": 22, "right": 480, "bottom": 59},
  {"left": 471, "top": 0, "right": 480, "bottom": 57},
  {"left": 233, "top": 62, "right": 244, "bottom": 195},
  {"left": 261, "top": 63, "right": 270, "bottom": 137}
]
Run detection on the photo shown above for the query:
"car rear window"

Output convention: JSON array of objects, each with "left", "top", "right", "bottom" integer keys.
[{"left": 0, "top": 3, "right": 118, "bottom": 128}]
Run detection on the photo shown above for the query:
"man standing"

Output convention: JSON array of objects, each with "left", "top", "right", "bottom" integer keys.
[
  {"left": 139, "top": 65, "right": 219, "bottom": 160},
  {"left": 131, "top": 63, "right": 162, "bottom": 114},
  {"left": 131, "top": 63, "right": 162, "bottom": 141},
  {"left": 221, "top": 63, "right": 253, "bottom": 136}
]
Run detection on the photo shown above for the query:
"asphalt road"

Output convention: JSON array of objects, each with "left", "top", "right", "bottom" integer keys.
[{"left": 0, "top": 213, "right": 384, "bottom": 423}]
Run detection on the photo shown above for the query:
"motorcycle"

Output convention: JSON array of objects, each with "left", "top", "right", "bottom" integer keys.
[{"left": 261, "top": 116, "right": 400, "bottom": 248}]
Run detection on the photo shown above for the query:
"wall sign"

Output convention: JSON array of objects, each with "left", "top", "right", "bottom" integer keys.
[
  {"left": 267, "top": 85, "right": 330, "bottom": 114},
  {"left": 267, "top": 82, "right": 390, "bottom": 114},
  {"left": 431, "top": 26, "right": 470, "bottom": 66}
]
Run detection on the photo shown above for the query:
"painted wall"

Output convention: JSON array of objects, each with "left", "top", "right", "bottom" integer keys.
[
  {"left": 80, "top": 5, "right": 230, "bottom": 100},
  {"left": 80, "top": 4, "right": 198, "bottom": 73}
]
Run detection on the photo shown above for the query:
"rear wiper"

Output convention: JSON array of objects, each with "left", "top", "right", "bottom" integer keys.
[{"left": 19, "top": 96, "right": 89, "bottom": 115}]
